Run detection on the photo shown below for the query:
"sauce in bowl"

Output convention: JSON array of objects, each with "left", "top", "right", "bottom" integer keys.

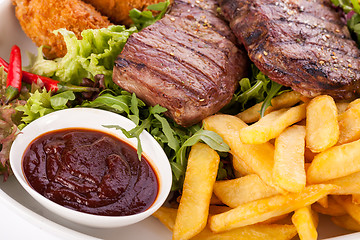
[{"left": 22, "top": 128, "right": 159, "bottom": 216}]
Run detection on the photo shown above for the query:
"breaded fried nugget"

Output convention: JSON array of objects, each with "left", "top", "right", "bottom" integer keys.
[
  {"left": 13, "top": 0, "right": 111, "bottom": 59},
  {"left": 82, "top": 0, "right": 167, "bottom": 26}
]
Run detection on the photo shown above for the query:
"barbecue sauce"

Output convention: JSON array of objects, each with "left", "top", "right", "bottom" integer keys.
[{"left": 22, "top": 128, "right": 159, "bottom": 216}]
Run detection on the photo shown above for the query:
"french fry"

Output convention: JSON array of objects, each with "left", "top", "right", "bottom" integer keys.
[
  {"left": 209, "top": 184, "right": 336, "bottom": 233},
  {"left": 203, "top": 114, "right": 281, "bottom": 191},
  {"left": 306, "top": 95, "right": 339, "bottom": 152},
  {"left": 173, "top": 143, "right": 220, "bottom": 240},
  {"left": 292, "top": 205, "right": 319, "bottom": 240},
  {"left": 353, "top": 194, "right": 360, "bottom": 205},
  {"left": 273, "top": 125, "right": 306, "bottom": 192},
  {"left": 261, "top": 214, "right": 290, "bottom": 224},
  {"left": 338, "top": 99, "right": 360, "bottom": 145},
  {"left": 311, "top": 196, "right": 347, "bottom": 216},
  {"left": 232, "top": 155, "right": 254, "bottom": 176},
  {"left": 213, "top": 174, "right": 279, "bottom": 208},
  {"left": 236, "top": 91, "right": 302, "bottom": 123},
  {"left": 193, "top": 224, "right": 297, "bottom": 240},
  {"left": 239, "top": 104, "right": 307, "bottom": 144},
  {"left": 333, "top": 195, "right": 360, "bottom": 224},
  {"left": 307, "top": 139, "right": 360, "bottom": 183},
  {"left": 152, "top": 207, "right": 178, "bottom": 231},
  {"left": 322, "top": 171, "right": 360, "bottom": 195},
  {"left": 153, "top": 207, "right": 297, "bottom": 240},
  {"left": 331, "top": 214, "right": 360, "bottom": 232},
  {"left": 317, "top": 196, "right": 328, "bottom": 208}
]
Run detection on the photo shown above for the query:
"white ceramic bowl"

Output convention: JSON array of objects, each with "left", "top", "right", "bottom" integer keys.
[{"left": 9, "top": 108, "right": 172, "bottom": 228}]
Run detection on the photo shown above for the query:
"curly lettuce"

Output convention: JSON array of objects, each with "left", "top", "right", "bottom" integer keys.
[{"left": 26, "top": 25, "right": 137, "bottom": 87}]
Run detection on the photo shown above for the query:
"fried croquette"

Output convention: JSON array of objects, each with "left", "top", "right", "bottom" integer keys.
[
  {"left": 82, "top": 0, "right": 168, "bottom": 26},
  {"left": 13, "top": 0, "right": 112, "bottom": 59}
]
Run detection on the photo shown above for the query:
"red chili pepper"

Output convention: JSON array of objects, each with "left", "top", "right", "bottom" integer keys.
[
  {"left": 0, "top": 57, "right": 98, "bottom": 94},
  {"left": 4, "top": 45, "right": 22, "bottom": 103}
]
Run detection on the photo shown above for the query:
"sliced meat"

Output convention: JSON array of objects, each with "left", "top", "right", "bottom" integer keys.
[
  {"left": 220, "top": 0, "right": 360, "bottom": 99},
  {"left": 113, "top": 0, "right": 249, "bottom": 127}
]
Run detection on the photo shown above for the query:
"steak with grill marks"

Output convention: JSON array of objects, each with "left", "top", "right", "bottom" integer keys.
[
  {"left": 113, "top": 0, "right": 249, "bottom": 127},
  {"left": 220, "top": 0, "right": 360, "bottom": 99}
]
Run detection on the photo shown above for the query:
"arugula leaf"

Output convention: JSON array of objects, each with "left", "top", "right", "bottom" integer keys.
[
  {"left": 129, "top": 0, "right": 170, "bottom": 31},
  {"left": 225, "top": 64, "right": 286, "bottom": 115},
  {"left": 129, "top": 93, "right": 141, "bottom": 124},
  {"left": 174, "top": 129, "right": 230, "bottom": 180},
  {"left": 104, "top": 117, "right": 151, "bottom": 160},
  {"left": 101, "top": 92, "right": 229, "bottom": 191},
  {"left": 154, "top": 114, "right": 179, "bottom": 152},
  {"left": 81, "top": 93, "right": 133, "bottom": 114},
  {"left": 260, "top": 81, "right": 283, "bottom": 117}
]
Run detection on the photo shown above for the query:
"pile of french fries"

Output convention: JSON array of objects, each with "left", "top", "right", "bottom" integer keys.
[{"left": 153, "top": 91, "right": 360, "bottom": 240}]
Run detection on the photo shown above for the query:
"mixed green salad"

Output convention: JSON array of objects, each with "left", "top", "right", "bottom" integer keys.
[{"left": 1, "top": 0, "right": 356, "bottom": 191}]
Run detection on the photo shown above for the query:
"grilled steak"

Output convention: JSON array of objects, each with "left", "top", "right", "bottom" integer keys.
[
  {"left": 220, "top": 0, "right": 360, "bottom": 99},
  {"left": 113, "top": 0, "right": 249, "bottom": 127}
]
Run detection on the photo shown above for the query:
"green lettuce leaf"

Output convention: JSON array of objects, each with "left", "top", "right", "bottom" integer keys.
[
  {"left": 26, "top": 25, "right": 137, "bottom": 87},
  {"left": 15, "top": 90, "right": 75, "bottom": 127}
]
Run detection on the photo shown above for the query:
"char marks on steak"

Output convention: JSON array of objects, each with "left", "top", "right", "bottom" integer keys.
[
  {"left": 220, "top": 0, "right": 360, "bottom": 99},
  {"left": 113, "top": 0, "right": 249, "bottom": 127}
]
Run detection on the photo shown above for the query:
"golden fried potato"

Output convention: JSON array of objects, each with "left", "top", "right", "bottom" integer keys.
[
  {"left": 236, "top": 91, "right": 302, "bottom": 123},
  {"left": 292, "top": 205, "right": 319, "bottom": 240},
  {"left": 317, "top": 196, "right": 328, "bottom": 208},
  {"left": 331, "top": 214, "right": 360, "bottom": 232},
  {"left": 232, "top": 155, "right": 254, "bottom": 177},
  {"left": 307, "top": 139, "right": 360, "bottom": 184},
  {"left": 193, "top": 224, "right": 297, "bottom": 240},
  {"left": 338, "top": 99, "right": 360, "bottom": 145},
  {"left": 306, "top": 95, "right": 339, "bottom": 152},
  {"left": 311, "top": 196, "right": 347, "bottom": 217},
  {"left": 353, "top": 194, "right": 360, "bottom": 205},
  {"left": 203, "top": 114, "right": 281, "bottom": 192},
  {"left": 213, "top": 174, "right": 279, "bottom": 208},
  {"left": 209, "top": 184, "right": 336, "bottom": 233},
  {"left": 152, "top": 207, "right": 178, "bottom": 231},
  {"left": 273, "top": 125, "right": 306, "bottom": 192},
  {"left": 173, "top": 143, "right": 219, "bottom": 240},
  {"left": 13, "top": 0, "right": 111, "bottom": 59},
  {"left": 322, "top": 171, "right": 360, "bottom": 195},
  {"left": 152, "top": 207, "right": 297, "bottom": 240},
  {"left": 333, "top": 195, "right": 360, "bottom": 224},
  {"left": 82, "top": 0, "right": 167, "bottom": 26},
  {"left": 239, "top": 104, "right": 306, "bottom": 144}
]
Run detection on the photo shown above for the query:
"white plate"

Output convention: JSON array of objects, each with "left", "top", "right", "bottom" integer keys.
[{"left": 0, "top": 0, "right": 359, "bottom": 239}]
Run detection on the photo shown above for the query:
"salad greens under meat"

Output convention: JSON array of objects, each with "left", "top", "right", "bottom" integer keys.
[
  {"left": 4, "top": 0, "right": 358, "bottom": 191},
  {"left": 0, "top": 1, "right": 234, "bottom": 190}
]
